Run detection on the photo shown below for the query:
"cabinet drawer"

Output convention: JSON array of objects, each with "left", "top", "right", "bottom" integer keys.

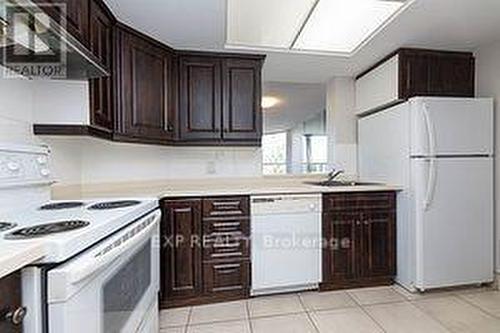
[
  {"left": 203, "top": 217, "right": 249, "bottom": 235},
  {"left": 202, "top": 197, "right": 249, "bottom": 218},
  {"left": 203, "top": 234, "right": 249, "bottom": 261},
  {"left": 323, "top": 192, "right": 395, "bottom": 212},
  {"left": 203, "top": 260, "right": 249, "bottom": 294}
]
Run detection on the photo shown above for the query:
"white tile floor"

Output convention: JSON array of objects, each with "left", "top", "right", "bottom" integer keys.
[{"left": 159, "top": 286, "right": 500, "bottom": 333}]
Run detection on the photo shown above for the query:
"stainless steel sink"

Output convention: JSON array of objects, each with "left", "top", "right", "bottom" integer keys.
[{"left": 303, "top": 180, "right": 382, "bottom": 187}]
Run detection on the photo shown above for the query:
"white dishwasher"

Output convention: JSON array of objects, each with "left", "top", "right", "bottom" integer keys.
[{"left": 251, "top": 194, "right": 322, "bottom": 296}]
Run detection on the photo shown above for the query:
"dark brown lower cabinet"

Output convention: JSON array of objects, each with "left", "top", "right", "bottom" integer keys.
[
  {"left": 0, "top": 271, "right": 24, "bottom": 333},
  {"left": 161, "top": 197, "right": 250, "bottom": 308},
  {"left": 321, "top": 192, "right": 396, "bottom": 290}
]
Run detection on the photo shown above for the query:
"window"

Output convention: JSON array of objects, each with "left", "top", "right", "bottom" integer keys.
[
  {"left": 262, "top": 132, "right": 287, "bottom": 175},
  {"left": 302, "top": 135, "right": 328, "bottom": 173}
]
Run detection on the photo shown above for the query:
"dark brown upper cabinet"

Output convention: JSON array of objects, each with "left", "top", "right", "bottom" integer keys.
[
  {"left": 88, "top": 0, "right": 115, "bottom": 131},
  {"left": 355, "top": 48, "right": 475, "bottom": 115},
  {"left": 116, "top": 25, "right": 176, "bottom": 143},
  {"left": 222, "top": 59, "right": 262, "bottom": 142},
  {"left": 33, "top": 0, "right": 90, "bottom": 46},
  {"left": 178, "top": 53, "right": 265, "bottom": 145},
  {"left": 32, "top": 2, "right": 265, "bottom": 147},
  {"left": 179, "top": 56, "right": 222, "bottom": 141}
]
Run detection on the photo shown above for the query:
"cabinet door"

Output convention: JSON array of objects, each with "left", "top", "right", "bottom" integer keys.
[
  {"left": 400, "top": 53, "right": 430, "bottom": 99},
  {"left": 179, "top": 56, "right": 222, "bottom": 141},
  {"left": 203, "top": 260, "right": 250, "bottom": 295},
  {"left": 65, "top": 0, "right": 90, "bottom": 46},
  {"left": 323, "top": 212, "right": 359, "bottom": 283},
  {"left": 119, "top": 30, "right": 175, "bottom": 141},
  {"left": 428, "top": 54, "right": 474, "bottom": 97},
  {"left": 162, "top": 200, "right": 202, "bottom": 300},
  {"left": 222, "top": 59, "right": 262, "bottom": 141},
  {"left": 88, "top": 0, "right": 114, "bottom": 130},
  {"left": 0, "top": 272, "right": 23, "bottom": 333},
  {"left": 360, "top": 210, "right": 396, "bottom": 278}
]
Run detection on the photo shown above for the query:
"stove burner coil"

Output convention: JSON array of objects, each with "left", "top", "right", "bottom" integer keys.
[
  {"left": 39, "top": 202, "right": 85, "bottom": 210},
  {"left": 88, "top": 200, "right": 141, "bottom": 210},
  {"left": 5, "top": 220, "right": 90, "bottom": 239},
  {"left": 0, "top": 223, "right": 16, "bottom": 232}
]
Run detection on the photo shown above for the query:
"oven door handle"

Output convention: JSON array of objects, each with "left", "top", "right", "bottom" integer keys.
[{"left": 68, "top": 210, "right": 161, "bottom": 284}]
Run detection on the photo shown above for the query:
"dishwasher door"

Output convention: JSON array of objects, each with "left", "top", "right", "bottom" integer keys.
[{"left": 251, "top": 194, "right": 321, "bottom": 295}]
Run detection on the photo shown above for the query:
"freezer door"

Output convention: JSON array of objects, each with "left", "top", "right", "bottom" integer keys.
[
  {"left": 410, "top": 98, "right": 493, "bottom": 156},
  {"left": 412, "top": 157, "right": 494, "bottom": 290}
]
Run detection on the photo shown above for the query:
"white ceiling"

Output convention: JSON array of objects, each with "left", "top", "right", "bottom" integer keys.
[{"left": 104, "top": 0, "right": 500, "bottom": 83}]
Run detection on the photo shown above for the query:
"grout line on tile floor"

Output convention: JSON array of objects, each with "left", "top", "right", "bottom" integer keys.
[
  {"left": 345, "top": 291, "right": 389, "bottom": 333},
  {"left": 245, "top": 300, "right": 254, "bottom": 333},
  {"left": 454, "top": 293, "right": 500, "bottom": 321},
  {"left": 184, "top": 307, "right": 193, "bottom": 333},
  {"left": 297, "top": 292, "right": 321, "bottom": 333},
  {"left": 406, "top": 301, "right": 453, "bottom": 332}
]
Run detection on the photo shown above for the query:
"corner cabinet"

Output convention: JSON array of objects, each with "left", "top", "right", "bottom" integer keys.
[
  {"left": 32, "top": 1, "right": 266, "bottom": 147},
  {"left": 178, "top": 54, "right": 264, "bottom": 145},
  {"left": 115, "top": 25, "right": 177, "bottom": 143},
  {"left": 321, "top": 192, "right": 396, "bottom": 290},
  {"left": 355, "top": 48, "right": 475, "bottom": 115},
  {"left": 161, "top": 196, "right": 250, "bottom": 308}
]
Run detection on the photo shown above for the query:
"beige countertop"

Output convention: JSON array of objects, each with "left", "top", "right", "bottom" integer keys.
[
  {"left": 51, "top": 175, "right": 403, "bottom": 200},
  {"left": 0, "top": 241, "right": 46, "bottom": 279}
]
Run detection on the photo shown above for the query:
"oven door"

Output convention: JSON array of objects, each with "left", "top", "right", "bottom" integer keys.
[{"left": 46, "top": 209, "right": 161, "bottom": 333}]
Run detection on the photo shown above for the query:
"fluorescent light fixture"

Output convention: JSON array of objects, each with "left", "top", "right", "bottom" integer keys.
[
  {"left": 262, "top": 96, "right": 281, "bottom": 109},
  {"left": 227, "top": 0, "right": 316, "bottom": 49},
  {"left": 225, "top": 0, "right": 409, "bottom": 55},
  {"left": 293, "top": 0, "right": 406, "bottom": 53}
]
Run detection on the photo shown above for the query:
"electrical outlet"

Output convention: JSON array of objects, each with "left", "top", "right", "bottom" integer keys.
[{"left": 206, "top": 161, "right": 216, "bottom": 174}]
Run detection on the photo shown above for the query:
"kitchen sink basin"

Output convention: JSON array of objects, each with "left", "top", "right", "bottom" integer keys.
[{"left": 304, "top": 181, "right": 382, "bottom": 187}]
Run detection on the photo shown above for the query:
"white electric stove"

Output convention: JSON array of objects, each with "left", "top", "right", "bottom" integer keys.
[
  {"left": 0, "top": 144, "right": 161, "bottom": 333},
  {"left": 0, "top": 198, "right": 158, "bottom": 262}
]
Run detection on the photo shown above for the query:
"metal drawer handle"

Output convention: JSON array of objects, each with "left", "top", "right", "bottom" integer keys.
[
  {"left": 213, "top": 222, "right": 241, "bottom": 228},
  {"left": 212, "top": 252, "right": 243, "bottom": 258},
  {"left": 5, "top": 307, "right": 27, "bottom": 325},
  {"left": 213, "top": 201, "right": 240, "bottom": 207},
  {"left": 213, "top": 242, "right": 240, "bottom": 248},
  {"left": 213, "top": 263, "right": 240, "bottom": 270},
  {"left": 210, "top": 210, "right": 243, "bottom": 216}
]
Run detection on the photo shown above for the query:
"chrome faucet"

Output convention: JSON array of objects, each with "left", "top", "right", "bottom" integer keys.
[{"left": 326, "top": 168, "right": 344, "bottom": 183}]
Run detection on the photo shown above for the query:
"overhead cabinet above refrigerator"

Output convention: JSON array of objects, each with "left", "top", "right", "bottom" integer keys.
[{"left": 354, "top": 48, "right": 475, "bottom": 116}]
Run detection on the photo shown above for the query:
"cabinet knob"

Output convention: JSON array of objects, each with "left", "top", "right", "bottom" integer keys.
[
  {"left": 364, "top": 220, "right": 370, "bottom": 226},
  {"left": 166, "top": 124, "right": 174, "bottom": 132},
  {"left": 5, "top": 307, "right": 27, "bottom": 325},
  {"left": 356, "top": 220, "right": 361, "bottom": 226}
]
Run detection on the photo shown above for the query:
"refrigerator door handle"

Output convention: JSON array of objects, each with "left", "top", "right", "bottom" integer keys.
[{"left": 422, "top": 103, "right": 437, "bottom": 211}]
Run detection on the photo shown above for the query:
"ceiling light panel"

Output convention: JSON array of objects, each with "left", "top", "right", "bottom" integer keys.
[
  {"left": 294, "top": 0, "right": 406, "bottom": 53},
  {"left": 226, "top": 0, "right": 317, "bottom": 49}
]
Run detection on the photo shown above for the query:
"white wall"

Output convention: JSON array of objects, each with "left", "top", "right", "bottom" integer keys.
[
  {"left": 475, "top": 41, "right": 500, "bottom": 272},
  {"left": 326, "top": 77, "right": 357, "bottom": 176},
  {"left": 0, "top": 75, "right": 262, "bottom": 186}
]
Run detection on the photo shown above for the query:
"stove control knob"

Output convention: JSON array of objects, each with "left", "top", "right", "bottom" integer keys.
[
  {"left": 37, "top": 156, "right": 48, "bottom": 165},
  {"left": 5, "top": 306, "right": 27, "bottom": 325},
  {"left": 7, "top": 162, "right": 20, "bottom": 172},
  {"left": 40, "top": 168, "right": 50, "bottom": 177}
]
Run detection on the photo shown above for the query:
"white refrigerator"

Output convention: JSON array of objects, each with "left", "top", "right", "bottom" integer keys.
[{"left": 358, "top": 97, "right": 494, "bottom": 292}]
